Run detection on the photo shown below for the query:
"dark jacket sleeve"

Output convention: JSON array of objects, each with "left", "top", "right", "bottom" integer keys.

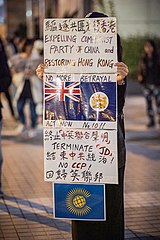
[
  {"left": 0, "top": 51, "right": 11, "bottom": 92},
  {"left": 117, "top": 34, "right": 127, "bottom": 115}
]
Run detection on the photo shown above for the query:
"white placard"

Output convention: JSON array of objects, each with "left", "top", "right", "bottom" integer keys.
[
  {"left": 44, "top": 128, "right": 118, "bottom": 184},
  {"left": 43, "top": 17, "right": 118, "bottom": 184}
]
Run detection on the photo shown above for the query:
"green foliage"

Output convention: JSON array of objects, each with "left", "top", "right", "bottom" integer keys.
[{"left": 121, "top": 36, "right": 160, "bottom": 79}]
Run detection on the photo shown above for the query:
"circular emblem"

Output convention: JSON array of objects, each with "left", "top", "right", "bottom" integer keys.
[
  {"left": 73, "top": 195, "right": 86, "bottom": 208},
  {"left": 90, "top": 92, "right": 109, "bottom": 112},
  {"left": 66, "top": 188, "right": 91, "bottom": 216}
]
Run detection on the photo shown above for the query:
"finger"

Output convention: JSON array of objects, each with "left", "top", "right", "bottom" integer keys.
[
  {"left": 36, "top": 65, "right": 45, "bottom": 77},
  {"left": 37, "top": 65, "right": 44, "bottom": 71},
  {"left": 38, "top": 63, "right": 45, "bottom": 68},
  {"left": 117, "top": 68, "right": 128, "bottom": 78},
  {"left": 115, "top": 62, "right": 129, "bottom": 73},
  {"left": 117, "top": 67, "right": 129, "bottom": 75},
  {"left": 117, "top": 65, "right": 129, "bottom": 73},
  {"left": 115, "top": 62, "right": 128, "bottom": 68},
  {"left": 36, "top": 64, "right": 45, "bottom": 73},
  {"left": 36, "top": 68, "right": 44, "bottom": 79},
  {"left": 37, "top": 73, "right": 43, "bottom": 80},
  {"left": 116, "top": 71, "right": 127, "bottom": 82},
  {"left": 116, "top": 74, "right": 126, "bottom": 83}
]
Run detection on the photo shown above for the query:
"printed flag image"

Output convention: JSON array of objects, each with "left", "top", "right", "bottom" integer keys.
[
  {"left": 45, "top": 81, "right": 81, "bottom": 102},
  {"left": 45, "top": 81, "right": 116, "bottom": 122},
  {"left": 53, "top": 183, "right": 106, "bottom": 220}
]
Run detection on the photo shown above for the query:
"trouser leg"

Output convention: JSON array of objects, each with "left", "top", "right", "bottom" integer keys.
[
  {"left": 153, "top": 87, "right": 160, "bottom": 122},
  {"left": 29, "top": 99, "right": 37, "bottom": 128},
  {"left": 143, "top": 87, "right": 154, "bottom": 124},
  {"left": 4, "top": 89, "right": 15, "bottom": 116},
  {"left": 17, "top": 97, "right": 26, "bottom": 125}
]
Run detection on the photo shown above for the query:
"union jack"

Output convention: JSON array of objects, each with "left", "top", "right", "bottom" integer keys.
[{"left": 45, "top": 81, "right": 81, "bottom": 102}]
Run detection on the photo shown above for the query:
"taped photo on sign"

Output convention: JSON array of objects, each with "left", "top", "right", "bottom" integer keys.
[{"left": 44, "top": 81, "right": 116, "bottom": 122}]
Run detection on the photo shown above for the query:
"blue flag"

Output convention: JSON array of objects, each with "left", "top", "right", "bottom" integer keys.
[{"left": 53, "top": 183, "right": 106, "bottom": 220}]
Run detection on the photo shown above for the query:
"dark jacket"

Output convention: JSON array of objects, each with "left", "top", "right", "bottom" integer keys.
[
  {"left": 139, "top": 53, "right": 160, "bottom": 86},
  {"left": 0, "top": 50, "right": 12, "bottom": 120}
]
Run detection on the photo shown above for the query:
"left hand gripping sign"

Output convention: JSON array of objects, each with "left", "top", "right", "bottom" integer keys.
[{"left": 43, "top": 17, "right": 118, "bottom": 185}]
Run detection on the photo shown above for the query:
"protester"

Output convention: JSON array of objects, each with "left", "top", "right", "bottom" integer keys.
[
  {"left": 36, "top": 11, "right": 128, "bottom": 240},
  {"left": 138, "top": 39, "right": 160, "bottom": 128},
  {"left": 9, "top": 39, "right": 38, "bottom": 135},
  {"left": 31, "top": 39, "right": 43, "bottom": 126},
  {"left": 0, "top": 47, "right": 11, "bottom": 197},
  {"left": 8, "top": 37, "right": 27, "bottom": 107},
  {"left": 4, "top": 32, "right": 23, "bottom": 58}
]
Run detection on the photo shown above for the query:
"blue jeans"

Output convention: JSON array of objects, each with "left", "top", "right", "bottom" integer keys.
[
  {"left": 0, "top": 120, "right": 3, "bottom": 191},
  {"left": 17, "top": 97, "right": 37, "bottom": 128},
  {"left": 143, "top": 85, "right": 160, "bottom": 121}
]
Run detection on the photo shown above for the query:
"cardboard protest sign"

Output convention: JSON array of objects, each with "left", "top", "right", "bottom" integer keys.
[
  {"left": 43, "top": 17, "right": 118, "bottom": 184},
  {"left": 53, "top": 183, "right": 106, "bottom": 220}
]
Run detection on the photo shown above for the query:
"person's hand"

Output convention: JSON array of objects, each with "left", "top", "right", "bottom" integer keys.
[
  {"left": 36, "top": 63, "right": 45, "bottom": 80},
  {"left": 115, "top": 62, "right": 129, "bottom": 85}
]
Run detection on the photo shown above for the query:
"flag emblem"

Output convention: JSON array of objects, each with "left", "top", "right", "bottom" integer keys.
[
  {"left": 66, "top": 188, "right": 91, "bottom": 216},
  {"left": 45, "top": 81, "right": 81, "bottom": 102},
  {"left": 90, "top": 92, "right": 109, "bottom": 112}
]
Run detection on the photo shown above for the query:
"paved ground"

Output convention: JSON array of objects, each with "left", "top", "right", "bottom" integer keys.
[{"left": 0, "top": 96, "right": 160, "bottom": 240}]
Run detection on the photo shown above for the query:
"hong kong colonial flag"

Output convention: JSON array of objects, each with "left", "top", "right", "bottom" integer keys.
[
  {"left": 45, "top": 81, "right": 116, "bottom": 122},
  {"left": 53, "top": 183, "right": 106, "bottom": 220}
]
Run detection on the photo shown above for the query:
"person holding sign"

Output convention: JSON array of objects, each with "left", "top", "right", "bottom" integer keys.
[{"left": 36, "top": 11, "right": 128, "bottom": 240}]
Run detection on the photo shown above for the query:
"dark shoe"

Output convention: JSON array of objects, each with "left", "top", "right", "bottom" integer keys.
[{"left": 147, "top": 120, "right": 155, "bottom": 128}]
